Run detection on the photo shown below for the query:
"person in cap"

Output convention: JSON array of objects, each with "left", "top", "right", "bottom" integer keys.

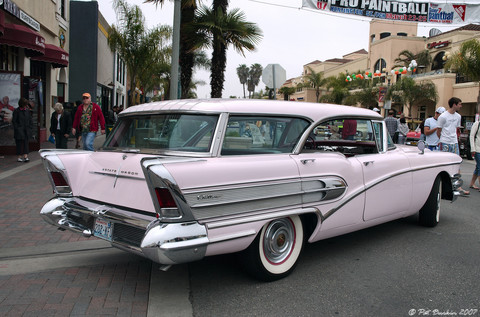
[
  {"left": 71, "top": 92, "right": 105, "bottom": 151},
  {"left": 424, "top": 106, "right": 445, "bottom": 151},
  {"left": 372, "top": 107, "right": 380, "bottom": 113}
]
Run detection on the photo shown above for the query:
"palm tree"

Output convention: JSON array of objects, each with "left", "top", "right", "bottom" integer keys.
[
  {"left": 353, "top": 87, "right": 379, "bottom": 109},
  {"left": 278, "top": 86, "right": 296, "bottom": 101},
  {"left": 193, "top": 5, "right": 262, "bottom": 98},
  {"left": 304, "top": 66, "right": 327, "bottom": 103},
  {"left": 395, "top": 49, "right": 432, "bottom": 73},
  {"left": 247, "top": 63, "right": 262, "bottom": 99},
  {"left": 321, "top": 74, "right": 350, "bottom": 105},
  {"left": 445, "top": 39, "right": 480, "bottom": 111},
  {"left": 236, "top": 64, "right": 249, "bottom": 98},
  {"left": 109, "top": 0, "right": 172, "bottom": 107},
  {"left": 145, "top": 0, "right": 200, "bottom": 99},
  {"left": 386, "top": 76, "right": 437, "bottom": 116}
]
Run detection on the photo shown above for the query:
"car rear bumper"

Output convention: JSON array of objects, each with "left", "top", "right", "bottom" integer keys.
[{"left": 40, "top": 197, "right": 208, "bottom": 265}]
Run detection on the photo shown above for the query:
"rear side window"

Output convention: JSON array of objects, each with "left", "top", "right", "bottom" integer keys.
[{"left": 221, "top": 116, "right": 309, "bottom": 155}]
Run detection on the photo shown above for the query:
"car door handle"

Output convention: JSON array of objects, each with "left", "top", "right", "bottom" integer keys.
[
  {"left": 363, "top": 161, "right": 374, "bottom": 166},
  {"left": 301, "top": 159, "right": 316, "bottom": 165}
]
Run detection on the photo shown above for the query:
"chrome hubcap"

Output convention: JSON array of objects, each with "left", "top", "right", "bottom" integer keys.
[{"left": 263, "top": 218, "right": 295, "bottom": 264}]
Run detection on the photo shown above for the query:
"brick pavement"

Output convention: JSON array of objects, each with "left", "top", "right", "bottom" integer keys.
[{"left": 0, "top": 136, "right": 154, "bottom": 317}]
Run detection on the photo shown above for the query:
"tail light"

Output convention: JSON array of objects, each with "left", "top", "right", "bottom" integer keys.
[
  {"left": 154, "top": 188, "right": 181, "bottom": 219},
  {"left": 51, "top": 172, "right": 68, "bottom": 187}
]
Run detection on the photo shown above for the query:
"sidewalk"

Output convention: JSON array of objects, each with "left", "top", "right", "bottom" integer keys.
[{"left": 0, "top": 134, "right": 192, "bottom": 317}]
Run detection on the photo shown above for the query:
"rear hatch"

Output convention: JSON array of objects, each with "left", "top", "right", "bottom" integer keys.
[{"left": 58, "top": 151, "right": 156, "bottom": 215}]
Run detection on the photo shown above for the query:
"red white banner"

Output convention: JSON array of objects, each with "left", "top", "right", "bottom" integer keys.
[{"left": 302, "top": 0, "right": 480, "bottom": 24}]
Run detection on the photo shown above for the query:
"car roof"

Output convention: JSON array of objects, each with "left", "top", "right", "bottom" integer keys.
[{"left": 120, "top": 99, "right": 383, "bottom": 122}]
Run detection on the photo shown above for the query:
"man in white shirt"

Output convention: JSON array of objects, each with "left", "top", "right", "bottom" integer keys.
[
  {"left": 437, "top": 97, "right": 469, "bottom": 195},
  {"left": 424, "top": 106, "right": 445, "bottom": 150}
]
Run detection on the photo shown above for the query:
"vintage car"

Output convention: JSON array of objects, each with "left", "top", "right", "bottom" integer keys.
[
  {"left": 405, "top": 131, "right": 421, "bottom": 146},
  {"left": 40, "top": 99, "right": 463, "bottom": 281}
]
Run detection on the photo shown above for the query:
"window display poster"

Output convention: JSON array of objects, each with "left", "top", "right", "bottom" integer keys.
[{"left": 0, "top": 72, "right": 21, "bottom": 146}]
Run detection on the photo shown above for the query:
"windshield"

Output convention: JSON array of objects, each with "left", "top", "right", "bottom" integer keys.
[{"left": 103, "top": 113, "right": 219, "bottom": 153}]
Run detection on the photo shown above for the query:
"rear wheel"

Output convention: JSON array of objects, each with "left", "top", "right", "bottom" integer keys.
[
  {"left": 243, "top": 215, "right": 303, "bottom": 281},
  {"left": 419, "top": 176, "right": 442, "bottom": 227}
]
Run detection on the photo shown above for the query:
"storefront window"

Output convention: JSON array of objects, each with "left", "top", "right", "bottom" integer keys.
[{"left": 0, "top": 45, "right": 19, "bottom": 71}]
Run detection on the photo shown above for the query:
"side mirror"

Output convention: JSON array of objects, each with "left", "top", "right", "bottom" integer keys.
[{"left": 417, "top": 140, "right": 425, "bottom": 155}]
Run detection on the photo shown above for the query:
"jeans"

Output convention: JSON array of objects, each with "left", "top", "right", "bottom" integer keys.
[
  {"left": 474, "top": 152, "right": 480, "bottom": 176},
  {"left": 439, "top": 142, "right": 460, "bottom": 155},
  {"left": 82, "top": 131, "right": 96, "bottom": 151}
]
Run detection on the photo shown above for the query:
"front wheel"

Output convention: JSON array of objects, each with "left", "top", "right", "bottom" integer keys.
[
  {"left": 243, "top": 215, "right": 304, "bottom": 281},
  {"left": 419, "top": 176, "right": 442, "bottom": 227}
]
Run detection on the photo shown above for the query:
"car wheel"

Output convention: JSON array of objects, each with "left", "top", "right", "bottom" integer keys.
[
  {"left": 419, "top": 176, "right": 441, "bottom": 227},
  {"left": 243, "top": 215, "right": 304, "bottom": 281}
]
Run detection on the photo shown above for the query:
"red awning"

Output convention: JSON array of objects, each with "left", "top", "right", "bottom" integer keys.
[
  {"left": 31, "top": 43, "right": 69, "bottom": 68},
  {"left": 0, "top": 23, "right": 45, "bottom": 56},
  {"left": 0, "top": 11, "right": 5, "bottom": 37}
]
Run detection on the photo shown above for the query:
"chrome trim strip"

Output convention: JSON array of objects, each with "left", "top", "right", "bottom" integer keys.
[
  {"left": 208, "top": 230, "right": 257, "bottom": 244},
  {"left": 206, "top": 207, "right": 320, "bottom": 229}
]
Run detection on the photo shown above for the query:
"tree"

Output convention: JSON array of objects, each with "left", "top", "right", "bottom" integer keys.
[
  {"left": 236, "top": 64, "right": 249, "bottom": 98},
  {"left": 304, "top": 66, "right": 327, "bottom": 103},
  {"left": 109, "top": 0, "right": 172, "bottom": 106},
  {"left": 395, "top": 49, "right": 432, "bottom": 73},
  {"left": 321, "top": 74, "right": 350, "bottom": 105},
  {"left": 145, "top": 0, "right": 200, "bottom": 99},
  {"left": 445, "top": 39, "right": 480, "bottom": 112},
  {"left": 386, "top": 76, "right": 437, "bottom": 117},
  {"left": 193, "top": 5, "right": 262, "bottom": 98},
  {"left": 278, "top": 86, "right": 296, "bottom": 101},
  {"left": 247, "top": 63, "right": 262, "bottom": 99},
  {"left": 353, "top": 87, "right": 379, "bottom": 109}
]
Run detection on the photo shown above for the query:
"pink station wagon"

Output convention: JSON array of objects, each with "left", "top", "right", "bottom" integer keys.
[{"left": 40, "top": 99, "right": 463, "bottom": 281}]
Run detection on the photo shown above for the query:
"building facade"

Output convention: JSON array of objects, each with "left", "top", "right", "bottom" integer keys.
[
  {"left": 69, "top": 1, "right": 126, "bottom": 124},
  {"left": 0, "top": 0, "right": 70, "bottom": 154},
  {"left": 282, "top": 19, "right": 480, "bottom": 129}
]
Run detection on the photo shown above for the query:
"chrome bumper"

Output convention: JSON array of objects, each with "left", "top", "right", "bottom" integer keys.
[{"left": 40, "top": 197, "right": 209, "bottom": 265}]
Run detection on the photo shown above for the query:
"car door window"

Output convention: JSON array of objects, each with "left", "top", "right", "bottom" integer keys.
[
  {"left": 305, "top": 118, "right": 378, "bottom": 156},
  {"left": 221, "top": 116, "right": 309, "bottom": 155}
]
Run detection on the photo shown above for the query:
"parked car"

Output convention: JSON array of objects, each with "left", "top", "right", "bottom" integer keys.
[
  {"left": 405, "top": 130, "right": 421, "bottom": 146},
  {"left": 40, "top": 99, "right": 462, "bottom": 281}
]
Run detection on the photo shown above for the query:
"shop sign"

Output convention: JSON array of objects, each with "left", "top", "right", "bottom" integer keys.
[
  {"left": 2, "top": 0, "right": 40, "bottom": 31},
  {"left": 20, "top": 11, "right": 40, "bottom": 32},
  {"left": 427, "top": 40, "right": 450, "bottom": 49}
]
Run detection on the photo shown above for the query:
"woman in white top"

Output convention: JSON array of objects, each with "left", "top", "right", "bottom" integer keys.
[
  {"left": 397, "top": 117, "right": 409, "bottom": 144},
  {"left": 469, "top": 120, "right": 480, "bottom": 190}
]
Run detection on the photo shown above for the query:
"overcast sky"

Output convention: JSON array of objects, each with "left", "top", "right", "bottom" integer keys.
[{"left": 93, "top": 0, "right": 458, "bottom": 99}]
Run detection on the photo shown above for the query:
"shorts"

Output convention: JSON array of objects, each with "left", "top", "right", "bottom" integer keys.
[{"left": 439, "top": 142, "right": 459, "bottom": 156}]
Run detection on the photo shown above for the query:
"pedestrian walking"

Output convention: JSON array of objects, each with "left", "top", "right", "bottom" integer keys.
[
  {"left": 12, "top": 98, "right": 33, "bottom": 162},
  {"left": 437, "top": 97, "right": 469, "bottom": 195},
  {"left": 50, "top": 102, "right": 72, "bottom": 149},
  {"left": 71, "top": 93, "right": 105, "bottom": 151},
  {"left": 469, "top": 119, "right": 480, "bottom": 190},
  {"left": 397, "top": 117, "right": 409, "bottom": 144},
  {"left": 384, "top": 110, "right": 398, "bottom": 142}
]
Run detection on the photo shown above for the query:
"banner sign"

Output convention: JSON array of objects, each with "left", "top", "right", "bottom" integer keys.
[{"left": 302, "top": 0, "right": 480, "bottom": 24}]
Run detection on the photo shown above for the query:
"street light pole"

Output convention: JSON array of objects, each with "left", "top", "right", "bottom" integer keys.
[{"left": 169, "top": 0, "right": 181, "bottom": 100}]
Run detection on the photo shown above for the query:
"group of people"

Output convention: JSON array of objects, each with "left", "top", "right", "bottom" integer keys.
[
  {"left": 385, "top": 97, "right": 479, "bottom": 196},
  {"left": 13, "top": 92, "right": 109, "bottom": 162},
  {"left": 384, "top": 111, "right": 410, "bottom": 145}
]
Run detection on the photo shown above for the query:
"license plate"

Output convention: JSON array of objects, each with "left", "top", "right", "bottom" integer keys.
[{"left": 94, "top": 219, "right": 113, "bottom": 241}]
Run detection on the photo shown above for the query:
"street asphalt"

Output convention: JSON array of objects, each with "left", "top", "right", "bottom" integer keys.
[{"left": 0, "top": 135, "right": 477, "bottom": 316}]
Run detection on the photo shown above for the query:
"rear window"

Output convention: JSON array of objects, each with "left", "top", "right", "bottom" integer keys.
[{"left": 103, "top": 114, "right": 219, "bottom": 153}]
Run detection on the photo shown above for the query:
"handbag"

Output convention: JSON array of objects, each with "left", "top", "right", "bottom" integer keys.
[{"left": 48, "top": 135, "right": 55, "bottom": 144}]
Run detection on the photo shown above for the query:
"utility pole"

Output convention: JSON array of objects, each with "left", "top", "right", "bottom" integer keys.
[{"left": 169, "top": 0, "right": 181, "bottom": 100}]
